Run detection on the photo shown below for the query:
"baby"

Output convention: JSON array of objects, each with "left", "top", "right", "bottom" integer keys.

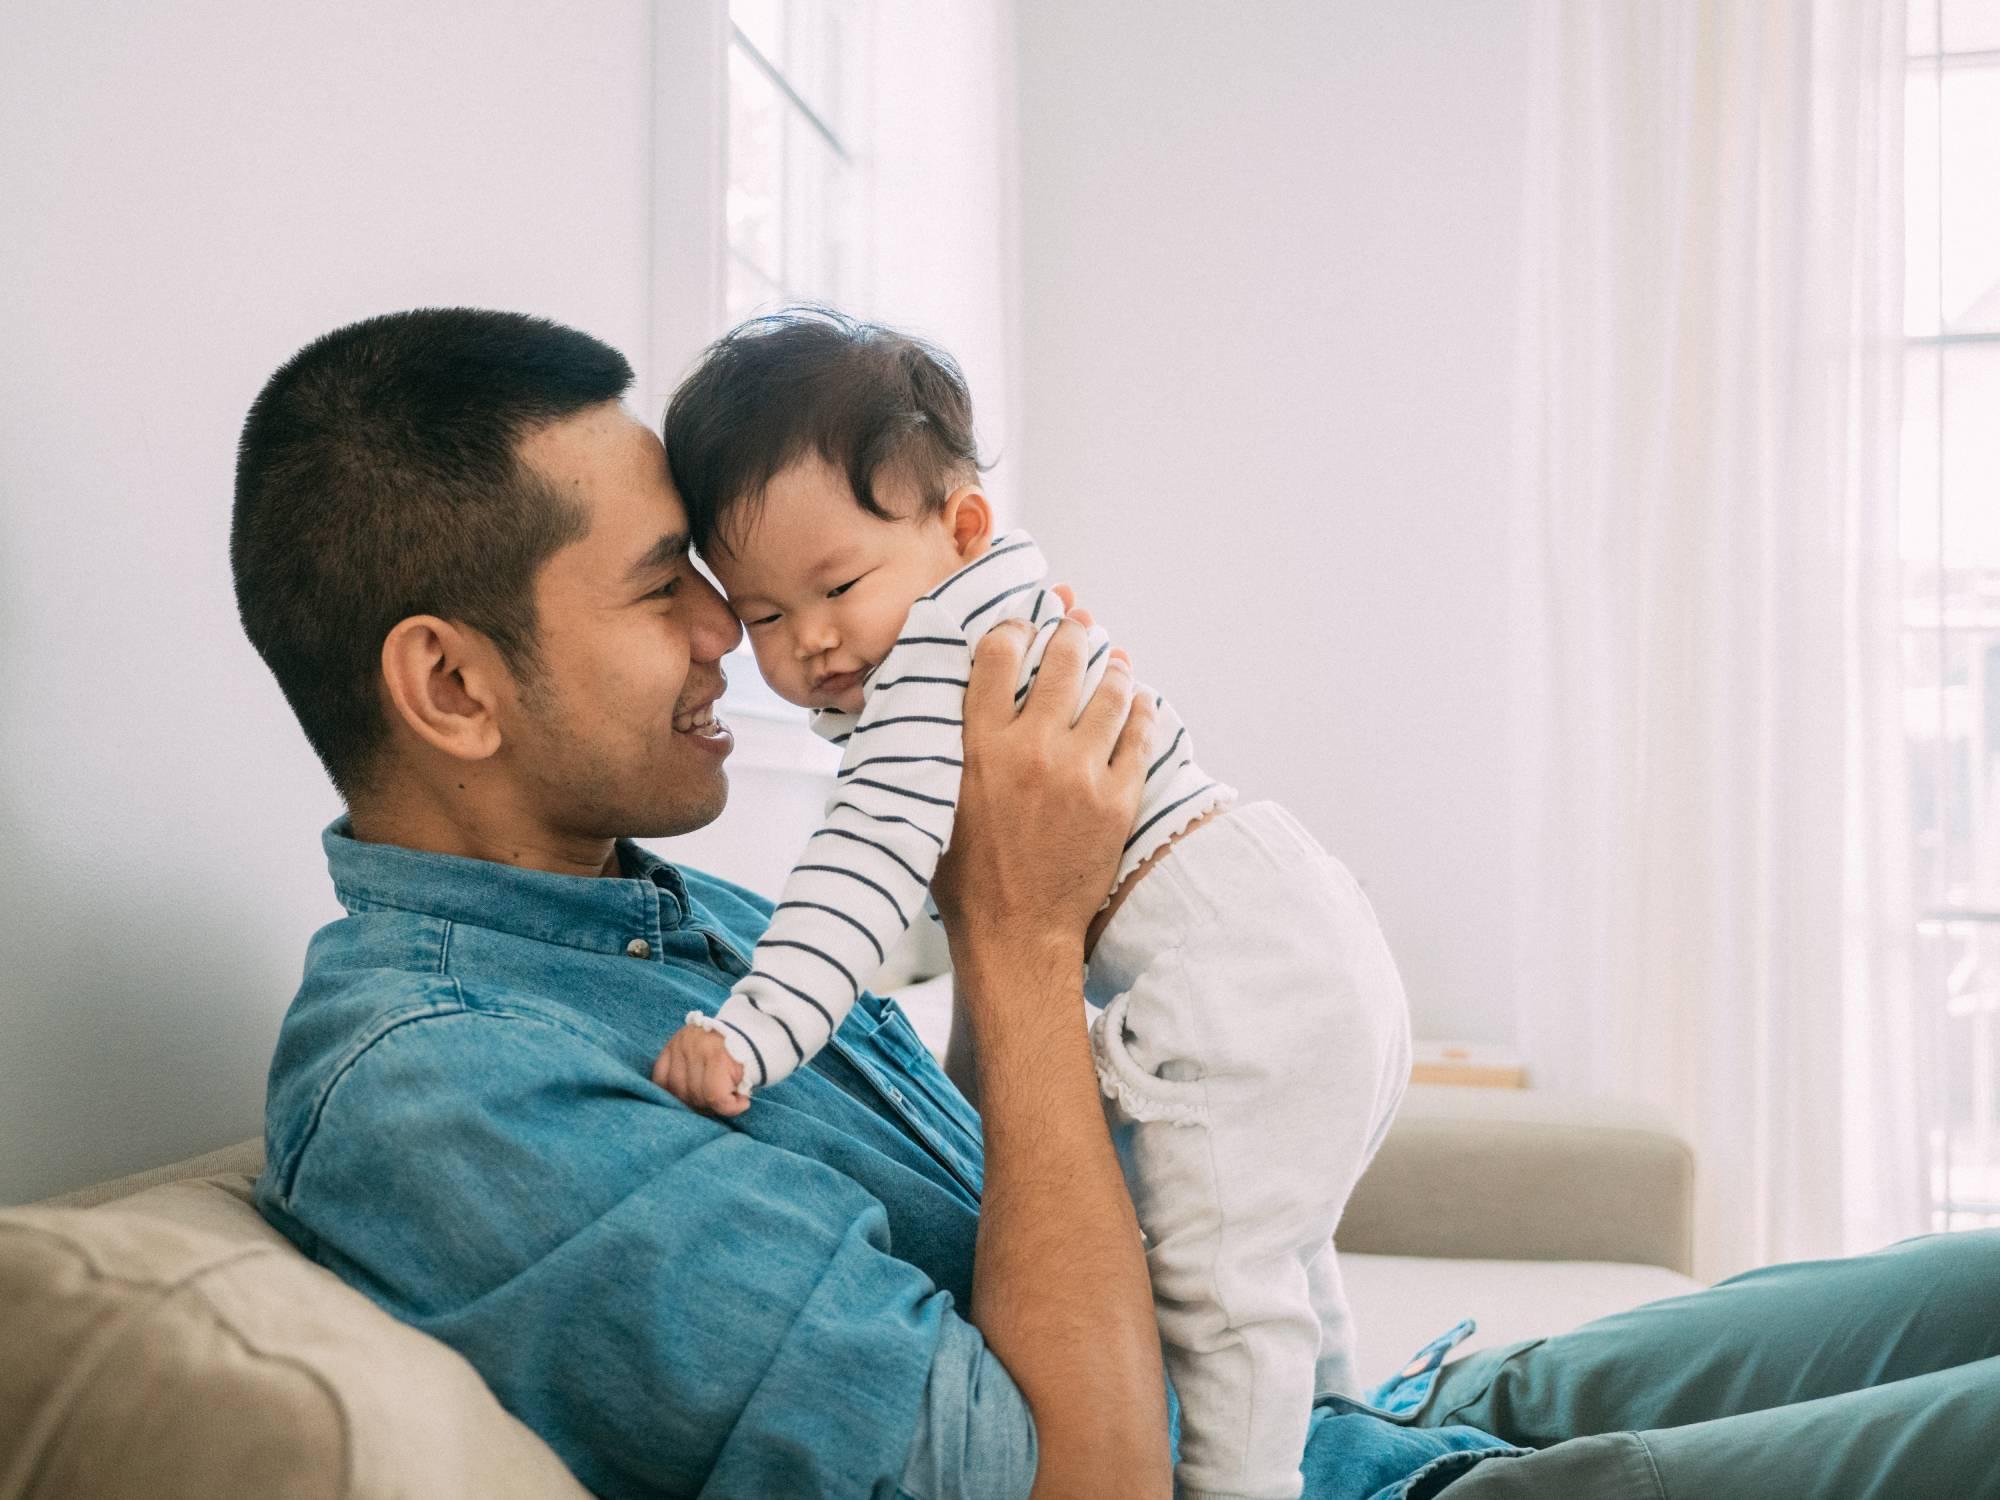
[{"left": 653, "top": 309, "right": 1411, "bottom": 1500}]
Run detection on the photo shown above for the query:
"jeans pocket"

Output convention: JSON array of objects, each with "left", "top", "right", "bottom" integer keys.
[{"left": 1428, "top": 1337, "right": 1550, "bottom": 1426}]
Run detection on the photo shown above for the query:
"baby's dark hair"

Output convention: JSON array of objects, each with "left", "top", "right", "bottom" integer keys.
[{"left": 663, "top": 306, "right": 985, "bottom": 557}]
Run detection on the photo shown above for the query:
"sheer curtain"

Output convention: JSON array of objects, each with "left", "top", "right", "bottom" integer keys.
[{"left": 1509, "top": 0, "right": 1925, "bottom": 1278}]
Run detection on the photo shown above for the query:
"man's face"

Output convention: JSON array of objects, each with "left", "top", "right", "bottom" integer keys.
[{"left": 504, "top": 403, "right": 743, "bottom": 841}]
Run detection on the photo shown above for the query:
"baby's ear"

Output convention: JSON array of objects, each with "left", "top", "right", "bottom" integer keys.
[{"left": 944, "top": 485, "right": 993, "bottom": 557}]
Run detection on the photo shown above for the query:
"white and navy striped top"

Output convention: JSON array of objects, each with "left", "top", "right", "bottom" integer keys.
[{"left": 694, "top": 530, "right": 1234, "bottom": 1092}]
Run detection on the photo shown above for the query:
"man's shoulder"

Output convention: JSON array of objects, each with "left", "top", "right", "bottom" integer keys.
[{"left": 264, "top": 946, "right": 628, "bottom": 1176}]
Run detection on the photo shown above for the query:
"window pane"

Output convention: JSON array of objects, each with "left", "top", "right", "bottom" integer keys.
[
  {"left": 727, "top": 40, "right": 785, "bottom": 286},
  {"left": 731, "top": 0, "right": 861, "bottom": 148},
  {"left": 1908, "top": 629, "right": 1951, "bottom": 910},
  {"left": 1942, "top": 0, "right": 2000, "bottom": 53},
  {"left": 1907, "top": 69, "right": 1941, "bottom": 337},
  {"left": 779, "top": 110, "right": 863, "bottom": 307},
  {"left": 1941, "top": 343, "right": 2000, "bottom": 593},
  {"left": 732, "top": 0, "right": 782, "bottom": 64},
  {"left": 1922, "top": 919, "right": 2000, "bottom": 1230},
  {"left": 1941, "top": 62, "right": 2000, "bottom": 332},
  {"left": 1902, "top": 348, "right": 1941, "bottom": 579},
  {"left": 1912, "top": 0, "right": 1940, "bottom": 54},
  {"left": 1960, "top": 634, "right": 2000, "bottom": 908},
  {"left": 726, "top": 250, "right": 784, "bottom": 326},
  {"left": 1934, "top": 631, "right": 2000, "bottom": 905},
  {"left": 1907, "top": 632, "right": 2000, "bottom": 912},
  {"left": 782, "top": 0, "right": 861, "bottom": 145}
]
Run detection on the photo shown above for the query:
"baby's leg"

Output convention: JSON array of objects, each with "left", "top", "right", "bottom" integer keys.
[
  {"left": 1303, "top": 1240, "right": 1359, "bottom": 1401},
  {"left": 1086, "top": 801, "right": 1412, "bottom": 1500}
]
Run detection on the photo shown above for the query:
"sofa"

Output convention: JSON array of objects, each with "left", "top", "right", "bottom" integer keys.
[{"left": 1, "top": 1022, "right": 1698, "bottom": 1497}]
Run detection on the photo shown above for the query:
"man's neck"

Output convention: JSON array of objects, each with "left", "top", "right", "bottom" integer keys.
[{"left": 347, "top": 794, "right": 621, "bottom": 878}]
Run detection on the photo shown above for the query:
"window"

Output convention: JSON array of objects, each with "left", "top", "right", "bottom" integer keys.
[
  {"left": 648, "top": 0, "right": 1013, "bottom": 774},
  {"left": 710, "top": 0, "right": 872, "bottom": 740},
  {"left": 646, "top": 0, "right": 1010, "bottom": 927},
  {"left": 725, "top": 0, "right": 868, "bottom": 323},
  {"left": 1905, "top": 0, "right": 2000, "bottom": 1230}
]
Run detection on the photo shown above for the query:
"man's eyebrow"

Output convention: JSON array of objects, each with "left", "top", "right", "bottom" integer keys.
[{"left": 626, "top": 530, "right": 691, "bottom": 584}]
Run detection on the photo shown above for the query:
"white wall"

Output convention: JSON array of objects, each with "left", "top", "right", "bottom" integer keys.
[
  {"left": 0, "top": 1, "right": 658, "bottom": 1204},
  {"left": 1013, "top": 2, "right": 1532, "bottom": 1042}
]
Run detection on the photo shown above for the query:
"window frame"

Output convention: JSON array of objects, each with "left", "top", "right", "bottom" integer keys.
[{"left": 1904, "top": 0, "right": 2000, "bottom": 1231}]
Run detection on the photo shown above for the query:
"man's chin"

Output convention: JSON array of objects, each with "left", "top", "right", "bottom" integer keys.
[{"left": 629, "top": 770, "right": 729, "bottom": 841}]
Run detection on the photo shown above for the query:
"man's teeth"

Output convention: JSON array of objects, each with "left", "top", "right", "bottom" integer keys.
[{"left": 673, "top": 705, "right": 722, "bottom": 733}]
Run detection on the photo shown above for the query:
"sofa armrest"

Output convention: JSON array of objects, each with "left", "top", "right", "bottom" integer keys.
[{"left": 1339, "top": 1085, "right": 1695, "bottom": 1275}]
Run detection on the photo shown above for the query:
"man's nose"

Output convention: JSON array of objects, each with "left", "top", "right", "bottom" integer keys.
[{"left": 687, "top": 573, "right": 742, "bottom": 660}]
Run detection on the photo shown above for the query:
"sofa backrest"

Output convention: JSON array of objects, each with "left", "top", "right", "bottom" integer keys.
[{"left": 0, "top": 1173, "right": 591, "bottom": 1500}]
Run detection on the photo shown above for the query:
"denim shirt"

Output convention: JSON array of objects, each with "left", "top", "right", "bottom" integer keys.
[{"left": 257, "top": 821, "right": 1519, "bottom": 1500}]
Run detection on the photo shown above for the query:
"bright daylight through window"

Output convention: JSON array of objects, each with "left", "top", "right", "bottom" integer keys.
[
  {"left": 715, "top": 0, "right": 869, "bottom": 732},
  {"left": 1905, "top": 0, "right": 2000, "bottom": 1229}
]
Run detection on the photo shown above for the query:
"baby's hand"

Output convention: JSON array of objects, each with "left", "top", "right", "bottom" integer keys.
[{"left": 651, "top": 1022, "right": 750, "bottom": 1118}]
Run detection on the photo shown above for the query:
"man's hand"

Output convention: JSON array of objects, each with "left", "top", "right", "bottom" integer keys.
[
  {"left": 650, "top": 1023, "right": 749, "bottom": 1118},
  {"left": 932, "top": 613, "right": 1154, "bottom": 990}
]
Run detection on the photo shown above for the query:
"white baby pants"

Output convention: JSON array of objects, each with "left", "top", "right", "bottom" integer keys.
[{"left": 1084, "top": 801, "right": 1412, "bottom": 1500}]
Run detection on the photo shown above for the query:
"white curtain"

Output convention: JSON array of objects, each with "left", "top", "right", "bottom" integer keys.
[{"left": 1510, "top": 0, "right": 1925, "bottom": 1279}]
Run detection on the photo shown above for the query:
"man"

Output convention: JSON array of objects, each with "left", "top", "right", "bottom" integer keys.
[{"left": 236, "top": 308, "right": 1999, "bottom": 1500}]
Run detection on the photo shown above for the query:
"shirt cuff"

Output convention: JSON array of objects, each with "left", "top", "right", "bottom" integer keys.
[{"left": 897, "top": 1312, "right": 1038, "bottom": 1500}]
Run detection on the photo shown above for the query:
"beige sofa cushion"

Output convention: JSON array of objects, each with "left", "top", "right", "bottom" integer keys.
[
  {"left": 1343, "top": 1251, "right": 1703, "bottom": 1384},
  {"left": 0, "top": 1174, "right": 591, "bottom": 1500}
]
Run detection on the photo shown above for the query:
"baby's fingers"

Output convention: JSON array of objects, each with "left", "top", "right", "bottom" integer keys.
[
  {"left": 706, "top": 1057, "right": 750, "bottom": 1118},
  {"left": 648, "top": 1038, "right": 680, "bottom": 1092}
]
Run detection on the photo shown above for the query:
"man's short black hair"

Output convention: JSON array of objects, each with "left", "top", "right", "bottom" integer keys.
[
  {"left": 232, "top": 308, "right": 633, "bottom": 799},
  {"left": 662, "top": 306, "right": 985, "bottom": 557}
]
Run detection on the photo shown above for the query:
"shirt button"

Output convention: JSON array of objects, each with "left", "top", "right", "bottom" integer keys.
[{"left": 625, "top": 938, "right": 652, "bottom": 959}]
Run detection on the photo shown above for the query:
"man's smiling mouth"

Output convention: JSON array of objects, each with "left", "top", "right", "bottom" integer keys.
[
  {"left": 672, "top": 676, "right": 730, "bottom": 739},
  {"left": 672, "top": 701, "right": 726, "bottom": 736}
]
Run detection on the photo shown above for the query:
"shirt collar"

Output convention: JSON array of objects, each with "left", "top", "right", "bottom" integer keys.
[
  {"left": 920, "top": 530, "right": 1047, "bottom": 633},
  {"left": 322, "top": 817, "right": 689, "bottom": 954}
]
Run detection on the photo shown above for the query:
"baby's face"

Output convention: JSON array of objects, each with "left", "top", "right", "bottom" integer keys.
[{"left": 707, "top": 457, "right": 977, "bottom": 715}]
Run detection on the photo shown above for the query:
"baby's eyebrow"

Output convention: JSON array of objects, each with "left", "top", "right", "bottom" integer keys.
[
  {"left": 811, "top": 548, "right": 861, "bottom": 580},
  {"left": 724, "top": 547, "right": 862, "bottom": 610}
]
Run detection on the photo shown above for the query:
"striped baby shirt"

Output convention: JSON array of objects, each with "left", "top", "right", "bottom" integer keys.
[{"left": 690, "top": 530, "right": 1235, "bottom": 1093}]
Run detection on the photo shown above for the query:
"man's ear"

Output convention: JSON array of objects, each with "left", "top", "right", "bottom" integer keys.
[
  {"left": 941, "top": 486, "right": 993, "bottom": 559},
  {"left": 379, "top": 615, "right": 508, "bottom": 764}
]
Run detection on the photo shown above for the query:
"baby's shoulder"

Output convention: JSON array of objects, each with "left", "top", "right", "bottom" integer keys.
[{"left": 892, "top": 592, "right": 972, "bottom": 647}]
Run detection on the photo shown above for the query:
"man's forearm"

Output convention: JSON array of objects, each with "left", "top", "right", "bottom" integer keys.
[
  {"left": 942, "top": 978, "right": 979, "bottom": 1111},
  {"left": 961, "top": 943, "right": 1170, "bottom": 1499}
]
